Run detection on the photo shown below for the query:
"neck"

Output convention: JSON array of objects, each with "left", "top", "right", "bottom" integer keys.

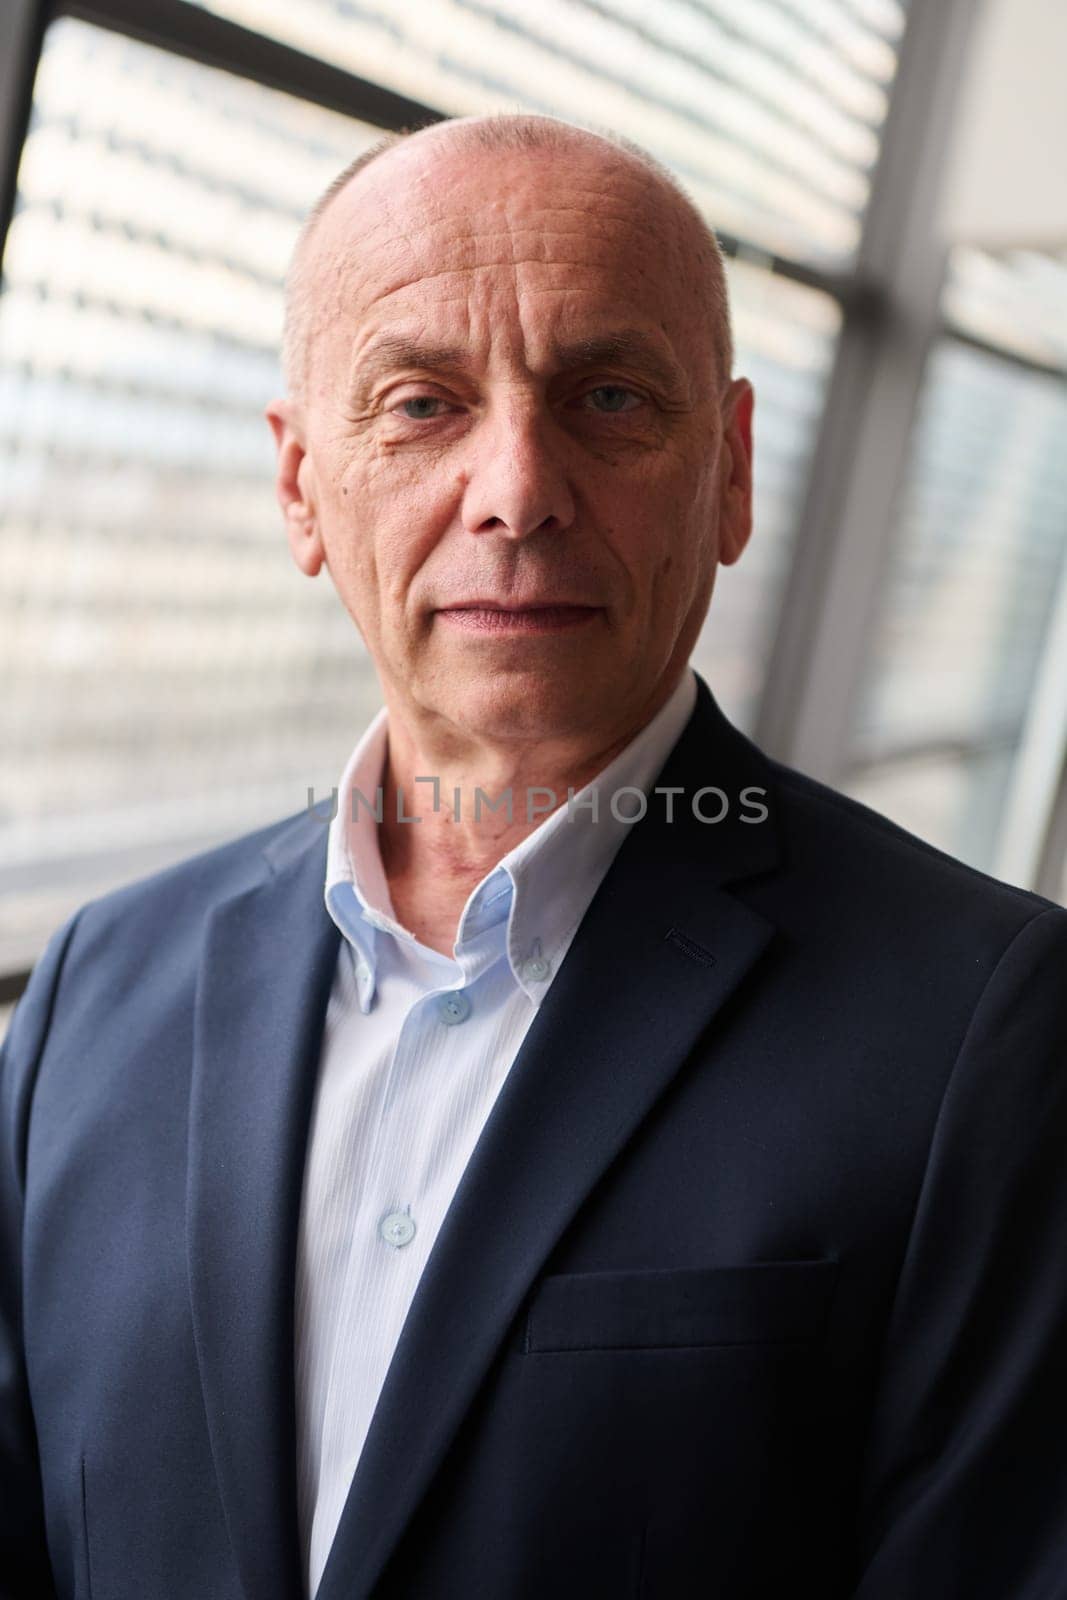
[{"left": 375, "top": 673, "right": 684, "bottom": 953}]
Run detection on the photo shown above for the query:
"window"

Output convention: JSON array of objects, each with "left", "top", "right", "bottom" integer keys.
[
  {"left": 842, "top": 260, "right": 1067, "bottom": 873},
  {"left": 0, "top": 18, "right": 382, "bottom": 976},
  {"left": 188, "top": 0, "right": 906, "bottom": 265}
]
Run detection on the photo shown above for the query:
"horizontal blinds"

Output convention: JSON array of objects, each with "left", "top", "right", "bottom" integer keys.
[
  {"left": 189, "top": 0, "right": 907, "bottom": 263},
  {"left": 696, "top": 262, "right": 839, "bottom": 726},
  {"left": 842, "top": 340, "right": 1067, "bottom": 868},
  {"left": 0, "top": 19, "right": 383, "bottom": 971},
  {"left": 853, "top": 342, "right": 1067, "bottom": 760},
  {"left": 944, "top": 245, "right": 1067, "bottom": 373}
]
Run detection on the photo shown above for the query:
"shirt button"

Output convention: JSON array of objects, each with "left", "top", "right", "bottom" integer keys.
[
  {"left": 519, "top": 939, "right": 552, "bottom": 983},
  {"left": 380, "top": 1210, "right": 416, "bottom": 1248},
  {"left": 437, "top": 990, "right": 471, "bottom": 1025},
  {"left": 355, "top": 961, "right": 371, "bottom": 982}
]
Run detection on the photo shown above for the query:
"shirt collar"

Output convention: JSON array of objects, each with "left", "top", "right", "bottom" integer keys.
[{"left": 324, "top": 668, "right": 697, "bottom": 1010}]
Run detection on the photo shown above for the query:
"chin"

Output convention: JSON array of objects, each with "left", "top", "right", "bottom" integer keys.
[{"left": 448, "top": 674, "right": 605, "bottom": 743}]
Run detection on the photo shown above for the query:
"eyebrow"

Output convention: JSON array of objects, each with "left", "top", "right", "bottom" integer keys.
[
  {"left": 552, "top": 333, "right": 687, "bottom": 394},
  {"left": 354, "top": 335, "right": 467, "bottom": 381},
  {"left": 352, "top": 328, "right": 688, "bottom": 394}
]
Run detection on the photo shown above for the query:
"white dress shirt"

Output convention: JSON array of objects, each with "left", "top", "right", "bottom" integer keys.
[{"left": 294, "top": 667, "right": 697, "bottom": 1597}]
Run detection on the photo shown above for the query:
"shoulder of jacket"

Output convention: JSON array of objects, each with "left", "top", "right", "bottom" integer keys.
[
  {"left": 765, "top": 756, "right": 1061, "bottom": 923},
  {"left": 69, "top": 806, "right": 318, "bottom": 939}
]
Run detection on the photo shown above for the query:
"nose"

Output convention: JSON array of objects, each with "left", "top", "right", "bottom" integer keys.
[{"left": 460, "top": 403, "right": 576, "bottom": 539}]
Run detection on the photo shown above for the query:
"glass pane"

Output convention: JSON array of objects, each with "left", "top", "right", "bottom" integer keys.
[
  {"left": 845, "top": 746, "right": 1019, "bottom": 874},
  {"left": 188, "top": 0, "right": 907, "bottom": 265},
  {"left": 693, "top": 260, "right": 840, "bottom": 728},
  {"left": 944, "top": 246, "right": 1067, "bottom": 374},
  {"left": 0, "top": 18, "right": 384, "bottom": 974},
  {"left": 842, "top": 340, "right": 1067, "bottom": 868}
]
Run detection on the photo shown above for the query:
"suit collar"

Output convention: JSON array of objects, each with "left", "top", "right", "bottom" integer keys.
[{"left": 188, "top": 672, "right": 783, "bottom": 1600}]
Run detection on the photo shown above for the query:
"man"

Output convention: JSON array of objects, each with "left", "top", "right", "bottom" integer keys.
[{"left": 2, "top": 112, "right": 1066, "bottom": 1600}]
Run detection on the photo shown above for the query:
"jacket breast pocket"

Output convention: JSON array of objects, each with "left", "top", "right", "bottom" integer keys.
[{"left": 524, "top": 1258, "right": 838, "bottom": 1353}]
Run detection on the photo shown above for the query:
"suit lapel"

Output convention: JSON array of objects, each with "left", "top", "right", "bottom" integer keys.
[
  {"left": 187, "top": 814, "right": 340, "bottom": 1600},
  {"left": 315, "top": 678, "right": 784, "bottom": 1600}
]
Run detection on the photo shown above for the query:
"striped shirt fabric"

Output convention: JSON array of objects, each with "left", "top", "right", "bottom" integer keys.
[{"left": 294, "top": 666, "right": 697, "bottom": 1597}]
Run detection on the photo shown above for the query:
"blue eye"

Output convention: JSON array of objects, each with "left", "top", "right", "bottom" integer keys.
[
  {"left": 398, "top": 396, "right": 447, "bottom": 420},
  {"left": 585, "top": 386, "right": 640, "bottom": 413}
]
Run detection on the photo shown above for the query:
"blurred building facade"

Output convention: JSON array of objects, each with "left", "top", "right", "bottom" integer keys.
[{"left": 1, "top": 0, "right": 1065, "bottom": 1013}]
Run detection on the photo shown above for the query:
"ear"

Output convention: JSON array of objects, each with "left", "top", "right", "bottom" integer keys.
[
  {"left": 264, "top": 398, "right": 326, "bottom": 576},
  {"left": 717, "top": 378, "right": 754, "bottom": 568}
]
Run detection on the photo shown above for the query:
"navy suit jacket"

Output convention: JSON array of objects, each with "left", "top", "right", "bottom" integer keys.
[{"left": 3, "top": 673, "right": 1067, "bottom": 1599}]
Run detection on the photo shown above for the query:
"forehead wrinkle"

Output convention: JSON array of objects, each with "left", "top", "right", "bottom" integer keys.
[
  {"left": 347, "top": 227, "right": 643, "bottom": 292},
  {"left": 338, "top": 168, "right": 678, "bottom": 274},
  {"left": 327, "top": 161, "right": 695, "bottom": 314},
  {"left": 322, "top": 164, "right": 714, "bottom": 393},
  {"left": 347, "top": 200, "right": 690, "bottom": 300},
  {"left": 351, "top": 326, "right": 686, "bottom": 386},
  {"left": 290, "top": 126, "right": 730, "bottom": 396},
  {"left": 343, "top": 275, "right": 701, "bottom": 399},
  {"left": 343, "top": 253, "right": 650, "bottom": 342}
]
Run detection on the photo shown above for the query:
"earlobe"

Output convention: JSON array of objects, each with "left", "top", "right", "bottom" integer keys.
[{"left": 286, "top": 503, "right": 325, "bottom": 576}]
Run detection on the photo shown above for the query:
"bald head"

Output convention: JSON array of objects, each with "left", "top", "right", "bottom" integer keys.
[{"left": 281, "top": 114, "right": 734, "bottom": 403}]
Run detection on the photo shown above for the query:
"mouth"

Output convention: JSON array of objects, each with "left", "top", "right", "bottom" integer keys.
[{"left": 435, "top": 602, "right": 603, "bottom": 635}]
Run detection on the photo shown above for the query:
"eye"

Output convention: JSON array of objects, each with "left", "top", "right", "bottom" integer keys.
[
  {"left": 394, "top": 395, "right": 452, "bottom": 421},
  {"left": 582, "top": 385, "right": 642, "bottom": 414}
]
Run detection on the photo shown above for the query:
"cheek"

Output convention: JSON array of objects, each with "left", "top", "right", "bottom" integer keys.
[
  {"left": 603, "top": 483, "right": 702, "bottom": 600},
  {"left": 637, "top": 504, "right": 715, "bottom": 632},
  {"left": 328, "top": 453, "right": 455, "bottom": 620}
]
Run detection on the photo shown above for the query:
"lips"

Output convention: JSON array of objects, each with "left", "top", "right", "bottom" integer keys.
[
  {"left": 435, "top": 601, "right": 602, "bottom": 634},
  {"left": 438, "top": 600, "right": 594, "bottom": 611}
]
